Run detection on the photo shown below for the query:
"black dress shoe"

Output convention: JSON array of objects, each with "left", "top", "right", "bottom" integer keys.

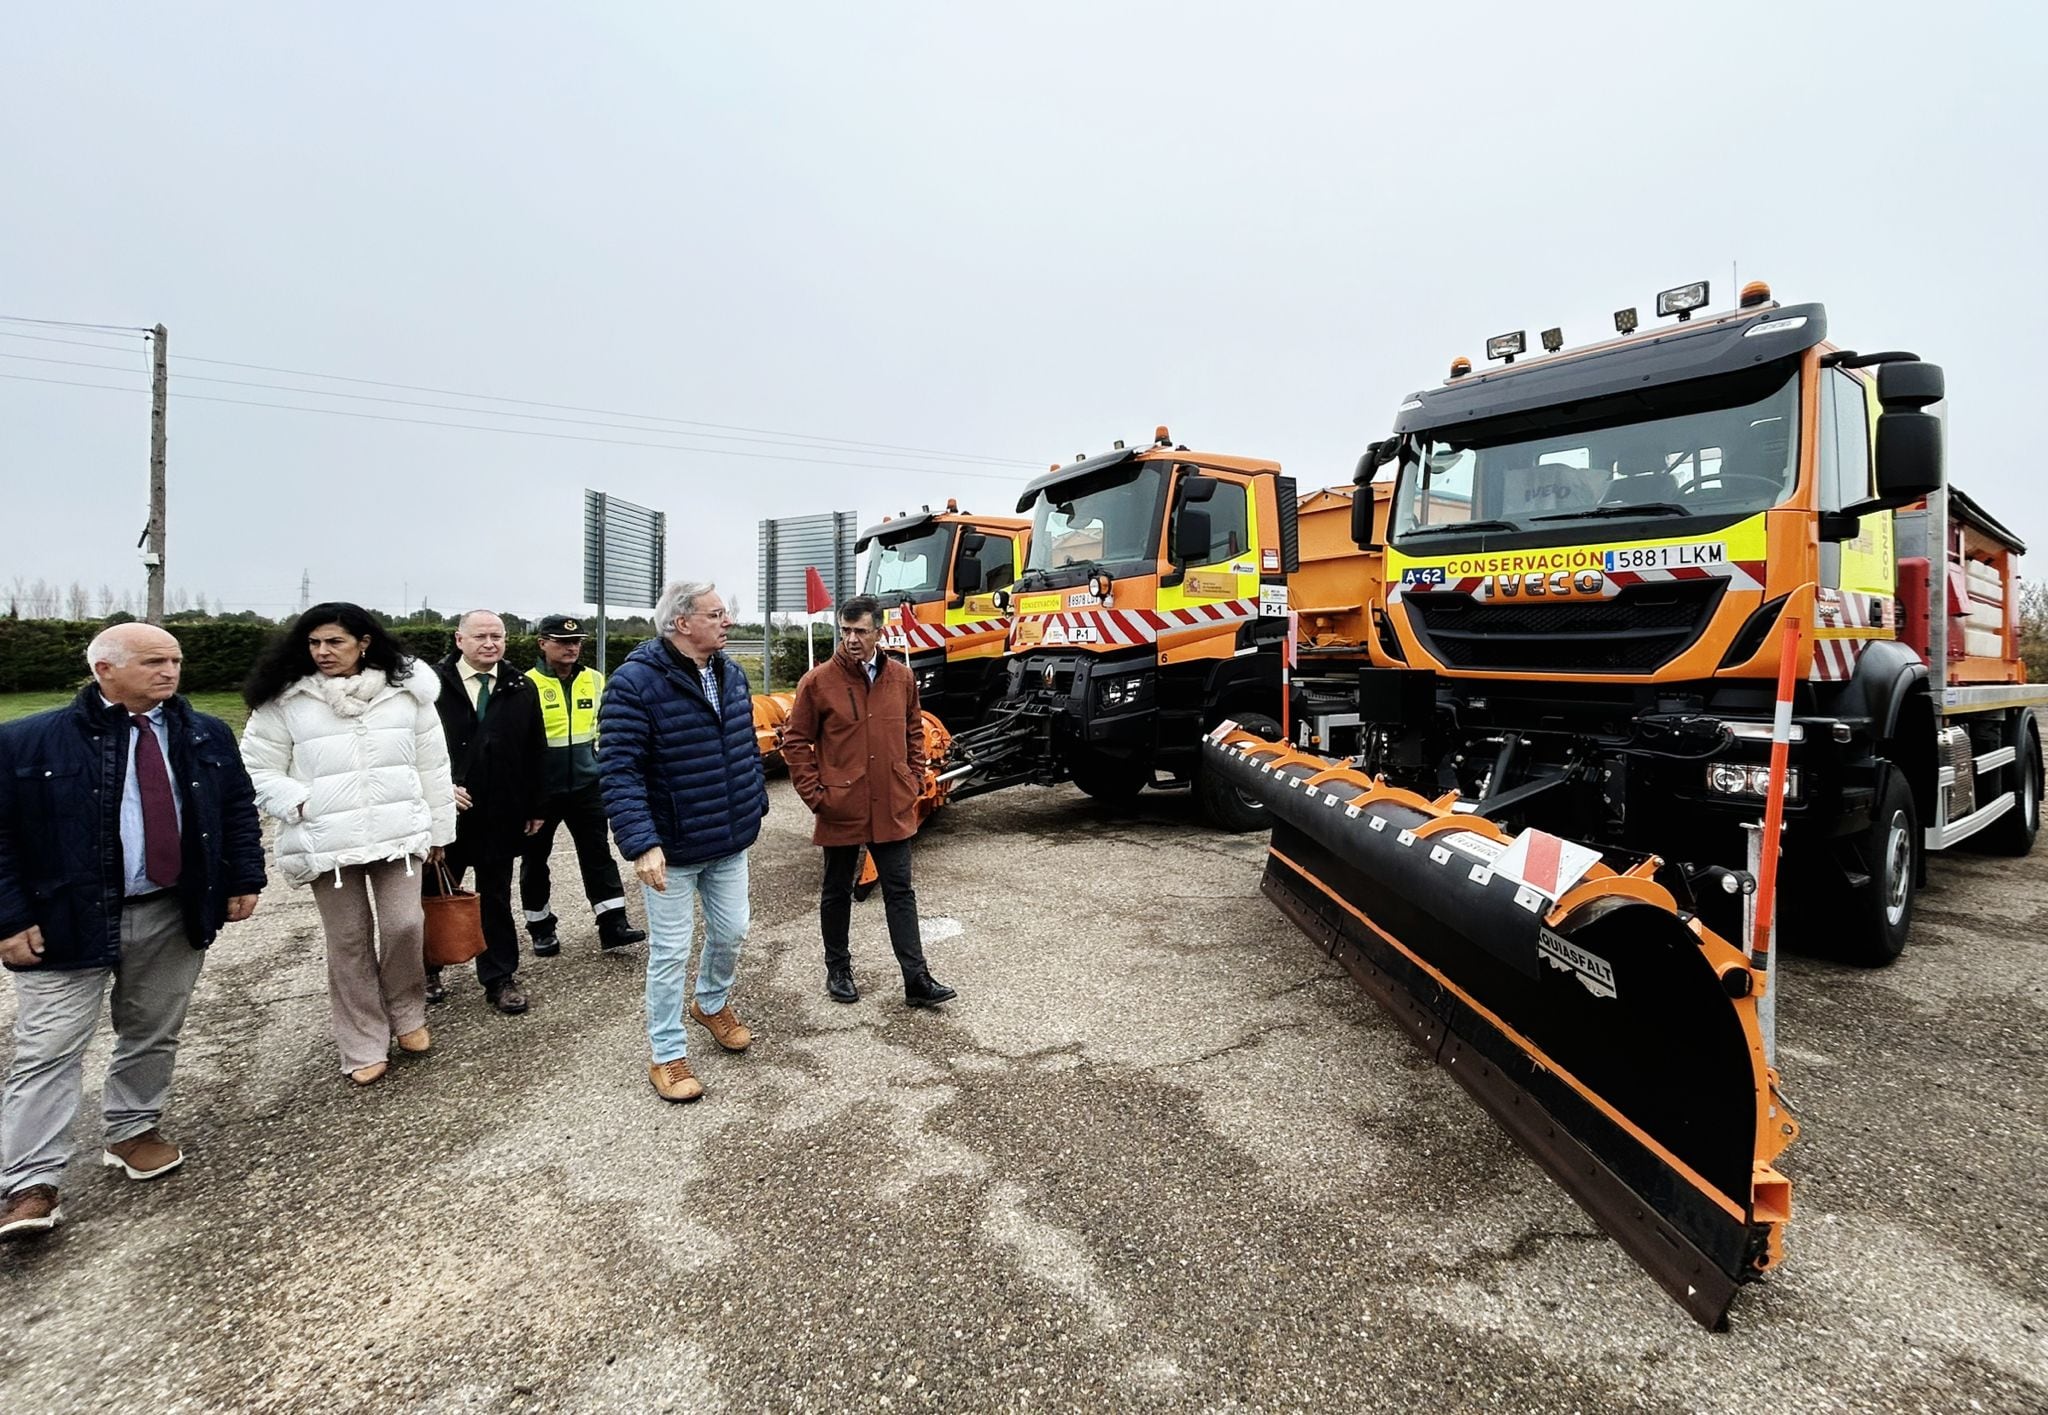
[
  {"left": 597, "top": 911, "right": 647, "bottom": 950},
  {"left": 425, "top": 971, "right": 447, "bottom": 1006},
  {"left": 528, "top": 913, "right": 560, "bottom": 956},
  {"left": 486, "top": 980, "right": 530, "bottom": 1015},
  {"left": 904, "top": 972, "right": 957, "bottom": 1008},
  {"left": 826, "top": 967, "right": 859, "bottom": 1004}
]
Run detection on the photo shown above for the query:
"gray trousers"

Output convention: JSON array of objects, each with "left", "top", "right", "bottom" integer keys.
[
  {"left": 311, "top": 858, "right": 428, "bottom": 1073},
  {"left": 1, "top": 895, "right": 205, "bottom": 1195}
]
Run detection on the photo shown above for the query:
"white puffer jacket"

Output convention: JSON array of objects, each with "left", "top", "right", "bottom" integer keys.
[{"left": 240, "top": 663, "right": 458, "bottom": 885}]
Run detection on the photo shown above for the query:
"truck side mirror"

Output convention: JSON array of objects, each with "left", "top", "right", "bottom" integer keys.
[
  {"left": 958, "top": 532, "right": 988, "bottom": 557},
  {"left": 1175, "top": 506, "right": 1213, "bottom": 564},
  {"left": 954, "top": 556, "right": 984, "bottom": 594},
  {"left": 1352, "top": 488, "right": 1382, "bottom": 551},
  {"left": 1179, "top": 474, "right": 1219, "bottom": 503},
  {"left": 1356, "top": 443, "right": 1385, "bottom": 484},
  {"left": 1874, "top": 361, "right": 1945, "bottom": 508}
]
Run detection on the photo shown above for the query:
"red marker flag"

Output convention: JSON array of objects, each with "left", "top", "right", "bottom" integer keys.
[{"left": 803, "top": 565, "right": 833, "bottom": 614}]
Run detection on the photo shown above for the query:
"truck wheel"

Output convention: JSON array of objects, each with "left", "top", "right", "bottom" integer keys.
[
  {"left": 1979, "top": 722, "right": 2041, "bottom": 857},
  {"left": 1841, "top": 769, "right": 1917, "bottom": 967},
  {"left": 1196, "top": 712, "right": 1284, "bottom": 833},
  {"left": 1069, "top": 752, "right": 1151, "bottom": 803}
]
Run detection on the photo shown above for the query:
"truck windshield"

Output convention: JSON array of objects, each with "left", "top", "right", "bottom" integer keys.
[
  {"left": 1023, "top": 461, "right": 1170, "bottom": 572},
  {"left": 1392, "top": 365, "right": 1801, "bottom": 546},
  {"left": 864, "top": 525, "right": 953, "bottom": 597}
]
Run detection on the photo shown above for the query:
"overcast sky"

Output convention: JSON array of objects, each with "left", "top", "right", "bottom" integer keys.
[{"left": 4, "top": 4, "right": 2043, "bottom": 623}]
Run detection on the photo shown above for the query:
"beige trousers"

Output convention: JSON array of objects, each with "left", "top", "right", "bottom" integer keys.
[{"left": 311, "top": 858, "right": 428, "bottom": 1073}]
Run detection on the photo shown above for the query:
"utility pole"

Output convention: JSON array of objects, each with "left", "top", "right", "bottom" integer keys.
[{"left": 145, "top": 323, "right": 169, "bottom": 624}]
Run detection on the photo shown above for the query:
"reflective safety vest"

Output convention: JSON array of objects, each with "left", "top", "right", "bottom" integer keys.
[{"left": 529, "top": 665, "right": 603, "bottom": 743}]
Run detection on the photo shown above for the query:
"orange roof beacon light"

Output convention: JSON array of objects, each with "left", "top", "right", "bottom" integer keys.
[
  {"left": 1448, "top": 355, "right": 1473, "bottom": 380},
  {"left": 1656, "top": 279, "right": 1711, "bottom": 322},
  {"left": 1155, "top": 425, "right": 1171, "bottom": 445},
  {"left": 1486, "top": 330, "right": 1526, "bottom": 365},
  {"left": 1740, "top": 280, "right": 1774, "bottom": 309},
  {"left": 1540, "top": 327, "right": 1565, "bottom": 353},
  {"left": 945, "top": 497, "right": 959, "bottom": 512},
  {"left": 1614, "top": 306, "right": 1639, "bottom": 334}
]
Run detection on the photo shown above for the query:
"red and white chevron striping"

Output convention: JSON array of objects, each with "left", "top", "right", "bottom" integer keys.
[
  {"left": 1010, "top": 597, "right": 1259, "bottom": 648},
  {"left": 1809, "top": 588, "right": 1894, "bottom": 682}
]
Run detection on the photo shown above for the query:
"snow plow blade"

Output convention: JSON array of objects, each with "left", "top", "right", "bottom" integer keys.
[{"left": 1206, "top": 729, "right": 1796, "bottom": 1329}]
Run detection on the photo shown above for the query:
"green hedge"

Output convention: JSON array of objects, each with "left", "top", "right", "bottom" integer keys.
[{"left": 0, "top": 620, "right": 654, "bottom": 694}]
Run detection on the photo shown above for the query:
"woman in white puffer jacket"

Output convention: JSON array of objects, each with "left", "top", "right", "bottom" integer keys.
[{"left": 241, "top": 603, "right": 457, "bottom": 1086}]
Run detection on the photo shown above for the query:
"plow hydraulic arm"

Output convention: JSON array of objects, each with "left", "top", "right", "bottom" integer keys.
[{"left": 1204, "top": 727, "right": 1797, "bottom": 1329}]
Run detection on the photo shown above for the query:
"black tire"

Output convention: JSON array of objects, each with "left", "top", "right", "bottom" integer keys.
[
  {"left": 1196, "top": 711, "right": 1284, "bottom": 833},
  {"left": 1979, "top": 722, "right": 2042, "bottom": 857},
  {"left": 1069, "top": 752, "right": 1151, "bottom": 803},
  {"left": 1840, "top": 768, "right": 1918, "bottom": 967}
]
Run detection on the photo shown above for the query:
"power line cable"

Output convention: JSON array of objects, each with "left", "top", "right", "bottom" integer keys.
[
  {"left": 166, "top": 352, "right": 1040, "bottom": 466},
  {"left": 0, "top": 350, "right": 1020, "bottom": 466},
  {"left": 0, "top": 330, "right": 146, "bottom": 354},
  {"left": 0, "top": 371, "right": 1029, "bottom": 485},
  {"left": 0, "top": 314, "right": 152, "bottom": 335},
  {"left": 0, "top": 326, "right": 1040, "bottom": 467}
]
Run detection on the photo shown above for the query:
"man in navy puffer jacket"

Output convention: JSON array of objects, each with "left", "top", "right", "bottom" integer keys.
[
  {"left": 0, "top": 624, "right": 265, "bottom": 1242},
  {"left": 599, "top": 581, "right": 767, "bottom": 1103}
]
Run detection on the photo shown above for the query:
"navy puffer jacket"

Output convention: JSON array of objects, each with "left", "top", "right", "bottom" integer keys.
[{"left": 598, "top": 639, "right": 767, "bottom": 867}]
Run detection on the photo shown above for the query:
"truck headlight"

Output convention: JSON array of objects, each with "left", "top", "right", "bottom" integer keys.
[
  {"left": 1705, "top": 763, "right": 1800, "bottom": 802},
  {"left": 1098, "top": 675, "right": 1144, "bottom": 709}
]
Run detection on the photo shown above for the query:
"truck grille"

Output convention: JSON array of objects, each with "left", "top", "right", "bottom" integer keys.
[{"left": 1403, "top": 579, "right": 1726, "bottom": 674}]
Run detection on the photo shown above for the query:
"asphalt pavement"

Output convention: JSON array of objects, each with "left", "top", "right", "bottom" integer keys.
[{"left": 1, "top": 777, "right": 2044, "bottom": 1413}]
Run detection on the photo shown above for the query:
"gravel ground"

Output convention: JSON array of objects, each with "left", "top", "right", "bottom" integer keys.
[{"left": 1, "top": 776, "right": 2043, "bottom": 1413}]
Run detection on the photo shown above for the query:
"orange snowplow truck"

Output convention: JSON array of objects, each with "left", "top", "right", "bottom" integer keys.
[
  {"left": 1337, "top": 278, "right": 2044, "bottom": 966},
  {"left": 945, "top": 428, "right": 1338, "bottom": 828},
  {"left": 858, "top": 500, "right": 1030, "bottom": 729},
  {"left": 1209, "top": 279, "right": 2045, "bottom": 1327}
]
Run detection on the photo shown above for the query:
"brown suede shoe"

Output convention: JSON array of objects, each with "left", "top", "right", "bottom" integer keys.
[
  {"left": 0, "top": 1185, "right": 62, "bottom": 1241},
  {"left": 102, "top": 1129, "right": 184, "bottom": 1180},
  {"left": 396, "top": 1026, "right": 431, "bottom": 1054},
  {"left": 649, "top": 1058, "right": 704, "bottom": 1103},
  {"left": 688, "top": 1001, "right": 752, "bottom": 1052}
]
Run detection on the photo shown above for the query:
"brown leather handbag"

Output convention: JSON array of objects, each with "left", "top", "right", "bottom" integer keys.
[{"left": 421, "top": 858, "right": 486, "bottom": 967}]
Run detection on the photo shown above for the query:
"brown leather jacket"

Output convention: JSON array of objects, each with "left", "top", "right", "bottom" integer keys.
[{"left": 782, "top": 648, "right": 926, "bottom": 847}]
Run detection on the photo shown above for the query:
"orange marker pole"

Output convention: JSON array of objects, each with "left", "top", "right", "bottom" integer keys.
[{"left": 1751, "top": 615, "right": 1802, "bottom": 966}]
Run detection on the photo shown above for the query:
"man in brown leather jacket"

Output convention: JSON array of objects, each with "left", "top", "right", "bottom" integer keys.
[{"left": 781, "top": 595, "right": 956, "bottom": 1007}]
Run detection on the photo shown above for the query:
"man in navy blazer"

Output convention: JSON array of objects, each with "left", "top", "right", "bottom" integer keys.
[
  {"left": 0, "top": 623, "right": 265, "bottom": 1242},
  {"left": 598, "top": 581, "right": 767, "bottom": 1104}
]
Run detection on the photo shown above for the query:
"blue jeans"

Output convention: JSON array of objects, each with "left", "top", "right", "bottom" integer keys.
[{"left": 642, "top": 849, "right": 750, "bottom": 1063}]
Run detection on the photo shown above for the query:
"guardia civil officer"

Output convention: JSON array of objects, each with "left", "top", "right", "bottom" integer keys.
[{"left": 519, "top": 615, "right": 645, "bottom": 954}]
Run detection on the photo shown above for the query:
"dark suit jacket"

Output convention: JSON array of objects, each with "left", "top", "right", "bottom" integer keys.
[{"left": 433, "top": 655, "right": 547, "bottom": 853}]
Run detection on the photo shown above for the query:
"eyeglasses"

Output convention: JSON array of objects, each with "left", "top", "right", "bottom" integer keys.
[
  {"left": 691, "top": 611, "right": 733, "bottom": 624},
  {"left": 839, "top": 624, "right": 878, "bottom": 637}
]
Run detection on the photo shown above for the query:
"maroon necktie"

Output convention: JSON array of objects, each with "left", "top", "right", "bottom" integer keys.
[{"left": 131, "top": 714, "right": 182, "bottom": 888}]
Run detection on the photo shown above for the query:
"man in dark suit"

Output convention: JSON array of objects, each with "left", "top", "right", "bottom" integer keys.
[
  {"left": 0, "top": 623, "right": 266, "bottom": 1242},
  {"left": 427, "top": 610, "right": 546, "bottom": 1013}
]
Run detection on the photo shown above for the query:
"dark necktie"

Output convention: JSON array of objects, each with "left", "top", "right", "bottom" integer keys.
[
  {"left": 474, "top": 672, "right": 492, "bottom": 719},
  {"left": 130, "top": 714, "right": 182, "bottom": 888}
]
